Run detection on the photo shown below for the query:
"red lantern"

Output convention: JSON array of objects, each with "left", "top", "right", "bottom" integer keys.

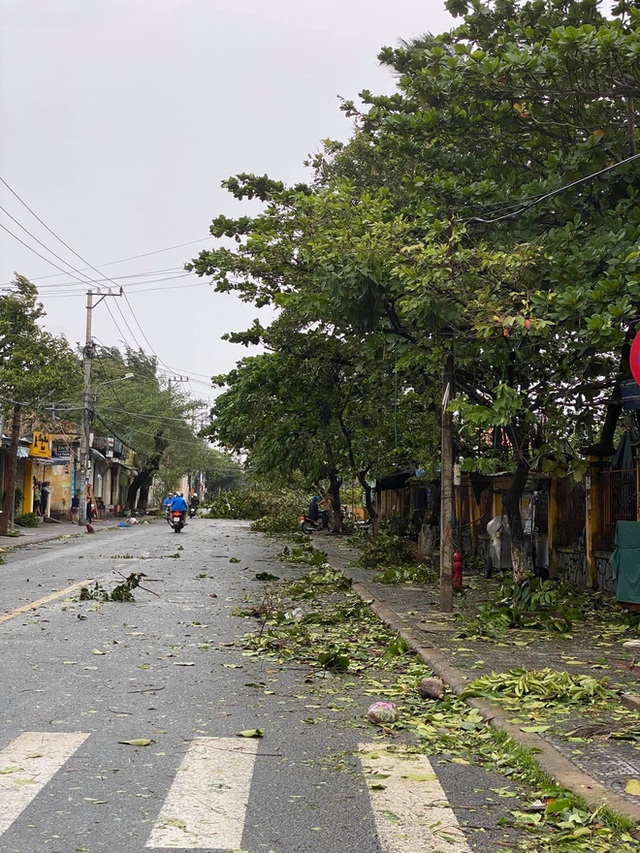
[{"left": 452, "top": 550, "right": 463, "bottom": 588}]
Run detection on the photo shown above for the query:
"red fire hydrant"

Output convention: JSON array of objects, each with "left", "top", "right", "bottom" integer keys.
[{"left": 452, "top": 549, "right": 463, "bottom": 589}]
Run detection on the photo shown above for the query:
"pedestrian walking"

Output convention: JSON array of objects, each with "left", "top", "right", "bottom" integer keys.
[
  {"left": 40, "top": 482, "right": 50, "bottom": 516},
  {"left": 33, "top": 479, "right": 42, "bottom": 517},
  {"left": 70, "top": 491, "right": 80, "bottom": 522}
]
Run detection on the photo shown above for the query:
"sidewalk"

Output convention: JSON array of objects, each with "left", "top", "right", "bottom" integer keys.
[
  {"left": 318, "top": 535, "right": 640, "bottom": 824},
  {"left": 0, "top": 517, "right": 130, "bottom": 552}
]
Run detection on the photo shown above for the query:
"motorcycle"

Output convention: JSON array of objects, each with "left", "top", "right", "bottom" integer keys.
[
  {"left": 188, "top": 504, "right": 198, "bottom": 518},
  {"left": 169, "top": 509, "right": 185, "bottom": 533},
  {"left": 300, "top": 514, "right": 331, "bottom": 535}
]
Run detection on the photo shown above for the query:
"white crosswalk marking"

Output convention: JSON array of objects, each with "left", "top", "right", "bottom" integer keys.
[
  {"left": 0, "top": 731, "right": 89, "bottom": 836},
  {"left": 146, "top": 736, "right": 260, "bottom": 849},
  {"left": 0, "top": 731, "right": 475, "bottom": 852},
  {"left": 359, "top": 744, "right": 473, "bottom": 853}
]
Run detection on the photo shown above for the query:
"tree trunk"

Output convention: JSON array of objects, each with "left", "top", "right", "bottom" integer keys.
[
  {"left": 0, "top": 405, "right": 21, "bottom": 535},
  {"left": 357, "top": 470, "right": 377, "bottom": 529},
  {"left": 138, "top": 481, "right": 150, "bottom": 510},
  {"left": 127, "top": 471, "right": 152, "bottom": 512},
  {"left": 126, "top": 431, "right": 168, "bottom": 511},
  {"left": 590, "top": 328, "right": 635, "bottom": 455},
  {"left": 417, "top": 481, "right": 440, "bottom": 561},
  {"left": 505, "top": 456, "right": 530, "bottom": 585},
  {"left": 329, "top": 472, "right": 343, "bottom": 533}
]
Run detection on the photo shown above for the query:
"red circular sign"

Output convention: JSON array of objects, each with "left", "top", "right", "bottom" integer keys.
[{"left": 631, "top": 332, "right": 640, "bottom": 384}]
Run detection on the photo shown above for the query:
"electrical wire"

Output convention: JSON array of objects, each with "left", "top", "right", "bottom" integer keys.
[
  {"left": 0, "top": 221, "right": 99, "bottom": 284},
  {"left": 0, "top": 178, "right": 243, "bottom": 393},
  {"left": 41, "top": 280, "right": 207, "bottom": 298},
  {"left": 98, "top": 405, "right": 204, "bottom": 424},
  {"left": 465, "top": 150, "right": 640, "bottom": 225},
  {"left": 0, "top": 202, "right": 106, "bottom": 285},
  {"left": 1, "top": 235, "right": 214, "bottom": 284},
  {"left": 93, "top": 410, "right": 214, "bottom": 450},
  {"left": 0, "top": 176, "right": 180, "bottom": 358},
  {"left": 0, "top": 179, "right": 222, "bottom": 405},
  {"left": 0, "top": 210, "right": 145, "bottom": 363},
  {"left": 0, "top": 175, "right": 166, "bottom": 296},
  {"left": 31, "top": 269, "right": 192, "bottom": 291},
  {"left": 90, "top": 341, "right": 215, "bottom": 396},
  {"left": 121, "top": 291, "right": 165, "bottom": 360}
]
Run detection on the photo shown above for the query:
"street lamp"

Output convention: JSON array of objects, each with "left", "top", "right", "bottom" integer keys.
[
  {"left": 93, "top": 373, "right": 135, "bottom": 396},
  {"left": 78, "top": 372, "right": 134, "bottom": 525}
]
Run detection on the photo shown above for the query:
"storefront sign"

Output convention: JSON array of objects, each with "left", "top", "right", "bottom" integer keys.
[{"left": 29, "top": 432, "right": 52, "bottom": 458}]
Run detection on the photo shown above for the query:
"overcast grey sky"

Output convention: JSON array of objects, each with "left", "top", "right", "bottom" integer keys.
[{"left": 1, "top": 0, "right": 453, "bottom": 405}]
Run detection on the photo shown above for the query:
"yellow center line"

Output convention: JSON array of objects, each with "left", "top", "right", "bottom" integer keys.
[{"left": 0, "top": 579, "right": 94, "bottom": 624}]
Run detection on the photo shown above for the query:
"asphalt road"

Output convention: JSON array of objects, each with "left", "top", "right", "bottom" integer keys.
[{"left": 0, "top": 518, "right": 525, "bottom": 853}]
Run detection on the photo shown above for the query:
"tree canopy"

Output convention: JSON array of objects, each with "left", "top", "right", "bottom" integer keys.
[
  {"left": 87, "top": 346, "right": 241, "bottom": 508},
  {"left": 189, "top": 0, "right": 640, "bottom": 577},
  {"left": 0, "top": 276, "right": 80, "bottom": 532}
]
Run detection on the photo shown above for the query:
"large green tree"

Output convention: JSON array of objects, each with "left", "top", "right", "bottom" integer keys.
[
  {"left": 191, "top": 0, "right": 640, "bottom": 582},
  {"left": 0, "top": 276, "right": 80, "bottom": 534},
  {"left": 90, "top": 347, "right": 238, "bottom": 510}
]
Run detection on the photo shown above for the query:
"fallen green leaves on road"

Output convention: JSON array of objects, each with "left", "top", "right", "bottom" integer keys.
[
  {"left": 462, "top": 668, "right": 615, "bottom": 706},
  {"left": 452, "top": 576, "right": 640, "bottom": 644},
  {"left": 279, "top": 542, "right": 327, "bottom": 567},
  {"left": 234, "top": 558, "right": 639, "bottom": 852},
  {"left": 78, "top": 572, "right": 147, "bottom": 602},
  {"left": 119, "top": 738, "right": 154, "bottom": 746}
]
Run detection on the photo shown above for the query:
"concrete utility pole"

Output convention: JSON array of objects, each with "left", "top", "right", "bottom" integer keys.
[
  {"left": 77, "top": 289, "right": 122, "bottom": 525},
  {"left": 78, "top": 291, "right": 94, "bottom": 526},
  {"left": 439, "top": 348, "right": 455, "bottom": 613}
]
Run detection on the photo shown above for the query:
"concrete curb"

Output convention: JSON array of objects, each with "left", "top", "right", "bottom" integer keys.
[
  {"left": 0, "top": 522, "right": 126, "bottom": 554},
  {"left": 351, "top": 579, "right": 640, "bottom": 824}
]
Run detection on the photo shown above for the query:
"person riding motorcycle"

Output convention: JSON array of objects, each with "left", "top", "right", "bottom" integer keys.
[
  {"left": 170, "top": 492, "right": 188, "bottom": 526},
  {"left": 307, "top": 496, "right": 328, "bottom": 530},
  {"left": 318, "top": 493, "right": 333, "bottom": 529},
  {"left": 163, "top": 493, "right": 173, "bottom": 522}
]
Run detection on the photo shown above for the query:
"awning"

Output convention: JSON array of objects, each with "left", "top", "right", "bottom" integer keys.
[
  {"left": 36, "top": 456, "right": 72, "bottom": 466},
  {"left": 111, "top": 457, "right": 137, "bottom": 472}
]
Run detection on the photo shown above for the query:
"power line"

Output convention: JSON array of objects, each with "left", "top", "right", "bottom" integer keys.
[
  {"left": 0, "top": 176, "right": 176, "bottom": 356},
  {"left": 466, "top": 150, "right": 640, "bottom": 225},
  {"left": 0, "top": 175, "right": 182, "bottom": 295},
  {"left": 4, "top": 235, "right": 214, "bottom": 283},
  {"left": 91, "top": 337, "right": 216, "bottom": 389},
  {"left": 0, "top": 202, "right": 104, "bottom": 285},
  {"left": 94, "top": 410, "right": 214, "bottom": 450},
  {"left": 0, "top": 221, "right": 98, "bottom": 284},
  {"left": 0, "top": 177, "right": 219, "bottom": 375},
  {"left": 98, "top": 405, "right": 201, "bottom": 424},
  {"left": 40, "top": 280, "right": 208, "bottom": 298},
  {"left": 0, "top": 187, "right": 128, "bottom": 295},
  {"left": 32, "top": 269, "right": 193, "bottom": 290},
  {"left": 121, "top": 291, "right": 164, "bottom": 361}
]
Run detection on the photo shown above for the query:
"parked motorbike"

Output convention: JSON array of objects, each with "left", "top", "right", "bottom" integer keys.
[
  {"left": 300, "top": 515, "right": 330, "bottom": 535},
  {"left": 169, "top": 509, "right": 185, "bottom": 533}
]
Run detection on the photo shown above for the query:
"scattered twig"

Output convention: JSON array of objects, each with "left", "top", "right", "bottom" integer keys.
[
  {"left": 115, "top": 569, "right": 160, "bottom": 598},
  {"left": 128, "top": 685, "right": 166, "bottom": 693}
]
